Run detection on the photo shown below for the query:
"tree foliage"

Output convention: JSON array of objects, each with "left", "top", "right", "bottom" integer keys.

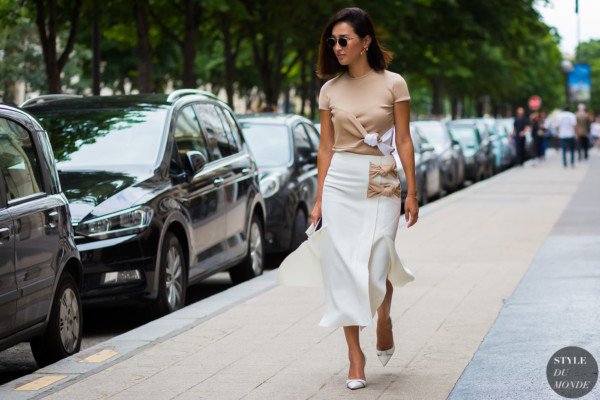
[{"left": 0, "top": 0, "right": 567, "bottom": 117}]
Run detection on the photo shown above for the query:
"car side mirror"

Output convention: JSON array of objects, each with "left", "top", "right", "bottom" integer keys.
[
  {"left": 451, "top": 139, "right": 460, "bottom": 147},
  {"left": 309, "top": 151, "right": 318, "bottom": 163},
  {"left": 185, "top": 151, "right": 207, "bottom": 175}
]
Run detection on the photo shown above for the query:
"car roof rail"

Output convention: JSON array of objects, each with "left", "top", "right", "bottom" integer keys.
[
  {"left": 21, "top": 94, "right": 83, "bottom": 108},
  {"left": 167, "top": 89, "right": 218, "bottom": 102}
]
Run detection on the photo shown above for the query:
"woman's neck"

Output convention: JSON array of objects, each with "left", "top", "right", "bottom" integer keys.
[{"left": 347, "top": 58, "right": 372, "bottom": 78}]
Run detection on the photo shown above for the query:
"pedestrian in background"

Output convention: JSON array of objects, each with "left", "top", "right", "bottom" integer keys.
[
  {"left": 557, "top": 105, "right": 577, "bottom": 168},
  {"left": 513, "top": 107, "right": 529, "bottom": 166},
  {"left": 539, "top": 111, "right": 551, "bottom": 160},
  {"left": 530, "top": 111, "right": 544, "bottom": 164},
  {"left": 575, "top": 103, "right": 591, "bottom": 161},
  {"left": 313, "top": 7, "right": 418, "bottom": 390}
]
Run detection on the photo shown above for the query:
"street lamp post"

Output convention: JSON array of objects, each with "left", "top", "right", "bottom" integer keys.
[{"left": 561, "top": 59, "right": 574, "bottom": 106}]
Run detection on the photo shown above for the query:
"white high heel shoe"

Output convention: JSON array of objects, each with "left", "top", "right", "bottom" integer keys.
[
  {"left": 376, "top": 345, "right": 395, "bottom": 367},
  {"left": 346, "top": 379, "right": 367, "bottom": 390}
]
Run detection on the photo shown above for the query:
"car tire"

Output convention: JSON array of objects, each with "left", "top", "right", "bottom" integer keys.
[
  {"left": 152, "top": 233, "right": 187, "bottom": 317},
  {"left": 30, "top": 272, "right": 82, "bottom": 367},
  {"left": 288, "top": 208, "right": 307, "bottom": 253},
  {"left": 230, "top": 214, "right": 265, "bottom": 284},
  {"left": 419, "top": 178, "right": 429, "bottom": 206}
]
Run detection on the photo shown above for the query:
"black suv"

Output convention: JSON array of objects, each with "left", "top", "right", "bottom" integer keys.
[
  {"left": 23, "top": 91, "right": 265, "bottom": 315},
  {"left": 0, "top": 104, "right": 83, "bottom": 366}
]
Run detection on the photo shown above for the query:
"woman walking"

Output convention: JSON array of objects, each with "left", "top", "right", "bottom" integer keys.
[{"left": 313, "top": 7, "right": 418, "bottom": 390}]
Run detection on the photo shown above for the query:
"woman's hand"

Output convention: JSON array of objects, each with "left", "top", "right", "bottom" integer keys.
[
  {"left": 404, "top": 196, "right": 419, "bottom": 228},
  {"left": 311, "top": 198, "right": 322, "bottom": 225}
]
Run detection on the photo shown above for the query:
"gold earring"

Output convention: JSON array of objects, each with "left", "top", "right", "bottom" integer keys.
[{"left": 360, "top": 47, "right": 368, "bottom": 56}]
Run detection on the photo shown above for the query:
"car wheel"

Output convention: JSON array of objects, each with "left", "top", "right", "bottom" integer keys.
[
  {"left": 30, "top": 272, "right": 82, "bottom": 367},
  {"left": 152, "top": 233, "right": 187, "bottom": 317},
  {"left": 288, "top": 208, "right": 307, "bottom": 253},
  {"left": 230, "top": 214, "right": 264, "bottom": 284},
  {"left": 419, "top": 178, "right": 429, "bottom": 206}
]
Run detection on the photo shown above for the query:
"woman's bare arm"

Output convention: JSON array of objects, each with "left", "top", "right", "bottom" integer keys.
[
  {"left": 311, "top": 109, "right": 335, "bottom": 224},
  {"left": 393, "top": 101, "right": 419, "bottom": 227}
]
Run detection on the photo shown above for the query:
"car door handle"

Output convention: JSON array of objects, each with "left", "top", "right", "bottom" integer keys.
[
  {"left": 0, "top": 227, "right": 11, "bottom": 244},
  {"left": 241, "top": 168, "right": 251, "bottom": 174},
  {"left": 213, "top": 177, "right": 225, "bottom": 187},
  {"left": 47, "top": 210, "right": 59, "bottom": 229}
]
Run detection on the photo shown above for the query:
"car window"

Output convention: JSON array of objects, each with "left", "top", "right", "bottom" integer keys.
[
  {"left": 449, "top": 125, "right": 478, "bottom": 148},
  {"left": 33, "top": 106, "right": 168, "bottom": 171},
  {"left": 303, "top": 123, "right": 320, "bottom": 149},
  {"left": 217, "top": 107, "right": 243, "bottom": 152},
  {"left": 174, "top": 105, "right": 209, "bottom": 161},
  {"left": 239, "top": 122, "right": 291, "bottom": 167},
  {"left": 195, "top": 103, "right": 234, "bottom": 160},
  {"left": 293, "top": 123, "right": 312, "bottom": 160},
  {"left": 414, "top": 122, "right": 450, "bottom": 148},
  {"left": 0, "top": 117, "right": 44, "bottom": 201}
]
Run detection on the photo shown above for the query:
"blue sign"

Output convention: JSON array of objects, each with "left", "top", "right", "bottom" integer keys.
[{"left": 568, "top": 63, "right": 591, "bottom": 102}]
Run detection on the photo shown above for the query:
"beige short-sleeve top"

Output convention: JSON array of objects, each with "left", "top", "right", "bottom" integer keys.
[{"left": 319, "top": 69, "right": 410, "bottom": 156}]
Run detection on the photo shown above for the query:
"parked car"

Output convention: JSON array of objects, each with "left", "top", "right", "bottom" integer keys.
[
  {"left": 395, "top": 125, "right": 442, "bottom": 206},
  {"left": 23, "top": 90, "right": 265, "bottom": 315},
  {"left": 454, "top": 118, "right": 494, "bottom": 178},
  {"left": 482, "top": 117, "right": 513, "bottom": 171},
  {"left": 238, "top": 114, "right": 319, "bottom": 254},
  {"left": 497, "top": 117, "right": 517, "bottom": 163},
  {"left": 447, "top": 121, "right": 489, "bottom": 182},
  {"left": 412, "top": 120, "right": 465, "bottom": 192},
  {"left": 0, "top": 104, "right": 83, "bottom": 367},
  {"left": 313, "top": 121, "right": 321, "bottom": 134}
]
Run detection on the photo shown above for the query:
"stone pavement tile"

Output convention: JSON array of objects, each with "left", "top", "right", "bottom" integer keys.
[{"left": 43, "top": 365, "right": 162, "bottom": 400}]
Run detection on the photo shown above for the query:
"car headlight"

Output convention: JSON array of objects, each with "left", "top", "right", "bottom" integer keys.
[
  {"left": 259, "top": 172, "right": 289, "bottom": 198},
  {"left": 75, "top": 206, "right": 153, "bottom": 239}
]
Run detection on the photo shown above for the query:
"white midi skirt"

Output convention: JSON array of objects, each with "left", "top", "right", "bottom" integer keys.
[{"left": 319, "top": 151, "right": 415, "bottom": 328}]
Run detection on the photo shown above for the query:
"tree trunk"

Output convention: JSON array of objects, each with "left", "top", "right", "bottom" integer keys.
[
  {"left": 221, "top": 13, "right": 235, "bottom": 107},
  {"left": 299, "top": 57, "right": 307, "bottom": 116},
  {"left": 34, "top": 0, "right": 82, "bottom": 93},
  {"left": 475, "top": 96, "right": 484, "bottom": 117},
  {"left": 252, "top": 33, "right": 284, "bottom": 109},
  {"left": 309, "top": 72, "right": 318, "bottom": 120},
  {"left": 181, "top": 0, "right": 200, "bottom": 88},
  {"left": 91, "top": 0, "right": 101, "bottom": 95},
  {"left": 431, "top": 77, "right": 443, "bottom": 117},
  {"left": 134, "top": 0, "right": 153, "bottom": 93},
  {"left": 450, "top": 95, "right": 458, "bottom": 120}
]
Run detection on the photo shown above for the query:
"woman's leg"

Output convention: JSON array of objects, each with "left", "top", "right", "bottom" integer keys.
[
  {"left": 376, "top": 279, "right": 394, "bottom": 351},
  {"left": 343, "top": 326, "right": 366, "bottom": 379}
]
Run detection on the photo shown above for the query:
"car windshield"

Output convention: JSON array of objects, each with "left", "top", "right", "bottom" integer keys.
[
  {"left": 413, "top": 122, "right": 449, "bottom": 150},
  {"left": 33, "top": 106, "right": 169, "bottom": 171},
  {"left": 240, "top": 122, "right": 291, "bottom": 167},
  {"left": 449, "top": 125, "right": 478, "bottom": 148}
]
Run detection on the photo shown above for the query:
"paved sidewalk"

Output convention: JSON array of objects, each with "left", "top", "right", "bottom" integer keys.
[
  {"left": 3, "top": 150, "right": 597, "bottom": 399},
  {"left": 448, "top": 152, "right": 600, "bottom": 400}
]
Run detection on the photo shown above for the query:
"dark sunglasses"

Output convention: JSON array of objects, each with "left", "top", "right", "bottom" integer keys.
[{"left": 326, "top": 36, "right": 358, "bottom": 48}]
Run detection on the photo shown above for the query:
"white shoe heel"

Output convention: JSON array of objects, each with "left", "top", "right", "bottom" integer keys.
[
  {"left": 346, "top": 379, "right": 367, "bottom": 390},
  {"left": 376, "top": 345, "right": 395, "bottom": 367}
]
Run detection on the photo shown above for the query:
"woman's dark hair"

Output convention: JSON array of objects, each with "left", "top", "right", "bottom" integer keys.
[{"left": 317, "top": 7, "right": 393, "bottom": 79}]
